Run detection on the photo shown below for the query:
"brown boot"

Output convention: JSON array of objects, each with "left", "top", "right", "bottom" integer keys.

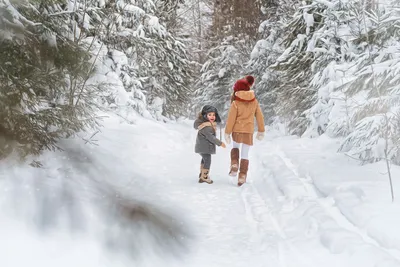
[
  {"left": 238, "top": 159, "right": 249, "bottom": 186},
  {"left": 229, "top": 148, "right": 239, "bottom": 176},
  {"left": 200, "top": 168, "right": 213, "bottom": 184},
  {"left": 198, "top": 164, "right": 204, "bottom": 183}
]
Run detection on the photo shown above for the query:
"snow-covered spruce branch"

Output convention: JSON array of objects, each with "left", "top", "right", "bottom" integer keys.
[
  {"left": 72, "top": 1, "right": 135, "bottom": 108},
  {"left": 361, "top": 4, "right": 395, "bottom": 202},
  {"left": 74, "top": 42, "right": 104, "bottom": 107}
]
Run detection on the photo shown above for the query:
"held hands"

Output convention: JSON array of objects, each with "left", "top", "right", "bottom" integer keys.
[
  {"left": 256, "top": 131, "right": 265, "bottom": 141},
  {"left": 220, "top": 142, "right": 226, "bottom": 148},
  {"left": 224, "top": 133, "right": 231, "bottom": 145}
]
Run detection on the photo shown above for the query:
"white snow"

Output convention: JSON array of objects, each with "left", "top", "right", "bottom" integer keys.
[
  {"left": 303, "top": 12, "right": 314, "bottom": 35},
  {"left": 250, "top": 39, "right": 269, "bottom": 59},
  {"left": 218, "top": 68, "right": 226, "bottom": 78},
  {"left": 2, "top": 114, "right": 400, "bottom": 266}
]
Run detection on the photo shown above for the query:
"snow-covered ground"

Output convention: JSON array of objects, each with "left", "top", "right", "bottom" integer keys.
[{"left": 1, "top": 114, "right": 400, "bottom": 267}]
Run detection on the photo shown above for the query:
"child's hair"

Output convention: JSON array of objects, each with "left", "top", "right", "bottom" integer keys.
[{"left": 230, "top": 92, "right": 235, "bottom": 103}]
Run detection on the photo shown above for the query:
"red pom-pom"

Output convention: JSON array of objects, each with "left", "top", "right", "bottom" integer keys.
[
  {"left": 233, "top": 76, "right": 255, "bottom": 92},
  {"left": 245, "top": 75, "right": 255, "bottom": 85}
]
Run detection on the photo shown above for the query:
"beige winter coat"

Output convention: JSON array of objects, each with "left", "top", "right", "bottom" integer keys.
[{"left": 225, "top": 90, "right": 265, "bottom": 135}]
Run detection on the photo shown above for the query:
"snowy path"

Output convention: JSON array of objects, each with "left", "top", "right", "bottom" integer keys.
[
  {"left": 251, "top": 137, "right": 400, "bottom": 267},
  {"left": 128, "top": 120, "right": 281, "bottom": 267},
  {"left": 129, "top": 119, "right": 400, "bottom": 267},
  {"left": 2, "top": 117, "right": 400, "bottom": 267}
]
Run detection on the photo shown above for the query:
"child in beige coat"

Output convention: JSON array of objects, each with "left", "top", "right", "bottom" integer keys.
[{"left": 224, "top": 76, "right": 265, "bottom": 186}]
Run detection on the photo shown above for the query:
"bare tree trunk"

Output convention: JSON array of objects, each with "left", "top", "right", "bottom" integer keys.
[
  {"left": 211, "top": 0, "right": 261, "bottom": 41},
  {"left": 365, "top": 0, "right": 377, "bottom": 11},
  {"left": 197, "top": 0, "right": 204, "bottom": 63},
  {"left": 383, "top": 115, "right": 395, "bottom": 202}
]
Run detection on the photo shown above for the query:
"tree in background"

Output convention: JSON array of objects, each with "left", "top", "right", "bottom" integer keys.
[
  {"left": 337, "top": 2, "right": 400, "bottom": 164},
  {"left": 247, "top": 0, "right": 298, "bottom": 125},
  {"left": 97, "top": 0, "right": 194, "bottom": 120},
  {"left": 0, "top": 0, "right": 196, "bottom": 157},
  {"left": 269, "top": 0, "right": 330, "bottom": 136},
  {"left": 194, "top": 0, "right": 264, "bottom": 118},
  {"left": 0, "top": 0, "right": 102, "bottom": 158}
]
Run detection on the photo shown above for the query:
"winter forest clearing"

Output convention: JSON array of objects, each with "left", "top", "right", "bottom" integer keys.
[
  {"left": 2, "top": 0, "right": 400, "bottom": 266},
  {"left": 2, "top": 116, "right": 400, "bottom": 267}
]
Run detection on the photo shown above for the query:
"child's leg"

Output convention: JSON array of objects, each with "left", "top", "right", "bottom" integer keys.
[
  {"left": 199, "top": 158, "right": 205, "bottom": 178},
  {"left": 199, "top": 154, "right": 213, "bottom": 184},
  {"left": 201, "top": 154, "right": 211, "bottom": 169},
  {"left": 238, "top": 144, "right": 251, "bottom": 186},
  {"left": 233, "top": 140, "right": 240, "bottom": 149},
  {"left": 241, "top": 144, "right": 251, "bottom": 159},
  {"left": 230, "top": 141, "right": 240, "bottom": 176}
]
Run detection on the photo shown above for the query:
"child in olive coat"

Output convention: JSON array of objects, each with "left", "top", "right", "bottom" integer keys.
[{"left": 194, "top": 105, "right": 226, "bottom": 184}]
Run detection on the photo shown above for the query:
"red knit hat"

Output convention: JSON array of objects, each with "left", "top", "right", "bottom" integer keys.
[{"left": 233, "top": 75, "right": 255, "bottom": 92}]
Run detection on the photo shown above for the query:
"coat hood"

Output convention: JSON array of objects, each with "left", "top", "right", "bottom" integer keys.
[{"left": 234, "top": 90, "right": 256, "bottom": 102}]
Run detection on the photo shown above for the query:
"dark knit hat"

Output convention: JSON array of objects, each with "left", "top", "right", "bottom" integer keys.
[
  {"left": 233, "top": 75, "right": 255, "bottom": 92},
  {"left": 201, "top": 105, "right": 222, "bottom": 123}
]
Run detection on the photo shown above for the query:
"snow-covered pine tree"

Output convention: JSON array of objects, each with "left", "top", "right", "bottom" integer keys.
[
  {"left": 99, "top": 0, "right": 193, "bottom": 119},
  {"left": 337, "top": 2, "right": 400, "bottom": 164},
  {"left": 194, "top": 0, "right": 263, "bottom": 119},
  {"left": 154, "top": 0, "right": 185, "bottom": 31},
  {"left": 0, "top": 0, "right": 102, "bottom": 158},
  {"left": 247, "top": 0, "right": 298, "bottom": 125},
  {"left": 269, "top": 0, "right": 364, "bottom": 137},
  {"left": 299, "top": 0, "right": 363, "bottom": 138},
  {"left": 183, "top": 0, "right": 213, "bottom": 62},
  {"left": 134, "top": 29, "right": 193, "bottom": 119},
  {"left": 270, "top": 0, "right": 331, "bottom": 136},
  {"left": 311, "top": 1, "right": 367, "bottom": 139},
  {"left": 195, "top": 37, "right": 247, "bottom": 117}
]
